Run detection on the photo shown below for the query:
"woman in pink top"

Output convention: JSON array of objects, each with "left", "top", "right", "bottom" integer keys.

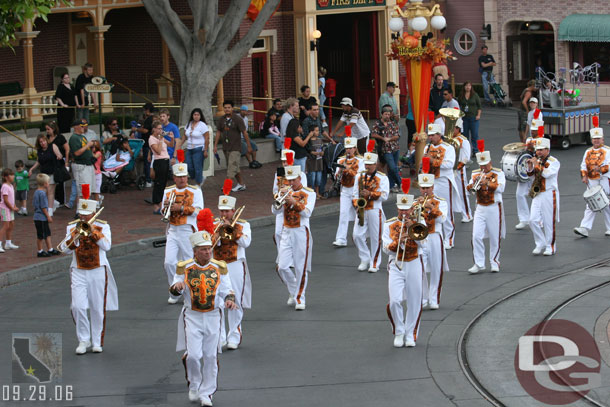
[
  {"left": 0, "top": 168, "right": 19, "bottom": 253},
  {"left": 149, "top": 121, "right": 171, "bottom": 214},
  {"left": 91, "top": 140, "right": 103, "bottom": 205}
]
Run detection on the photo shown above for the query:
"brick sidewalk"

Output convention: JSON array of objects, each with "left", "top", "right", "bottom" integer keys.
[{"left": 0, "top": 160, "right": 344, "bottom": 273}]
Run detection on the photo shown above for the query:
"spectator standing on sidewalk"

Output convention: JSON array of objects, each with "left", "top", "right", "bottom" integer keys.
[
  {"left": 159, "top": 109, "right": 179, "bottom": 165},
  {"left": 55, "top": 72, "right": 76, "bottom": 134},
  {"left": 299, "top": 85, "right": 317, "bottom": 123},
  {"left": 478, "top": 45, "right": 496, "bottom": 104},
  {"left": 286, "top": 118, "right": 313, "bottom": 172},
  {"left": 318, "top": 67, "right": 328, "bottom": 121},
  {"left": 149, "top": 121, "right": 171, "bottom": 214},
  {"left": 29, "top": 133, "right": 63, "bottom": 216},
  {"left": 518, "top": 80, "right": 538, "bottom": 143},
  {"left": 74, "top": 63, "right": 96, "bottom": 122},
  {"left": 458, "top": 81, "right": 482, "bottom": 156},
  {"left": 14, "top": 160, "right": 29, "bottom": 216},
  {"left": 45, "top": 121, "right": 69, "bottom": 207},
  {"left": 132, "top": 103, "right": 156, "bottom": 187},
  {"left": 441, "top": 88, "right": 460, "bottom": 109},
  {"left": 215, "top": 101, "right": 253, "bottom": 191},
  {"left": 429, "top": 74, "right": 448, "bottom": 116},
  {"left": 306, "top": 124, "right": 325, "bottom": 198},
  {"left": 239, "top": 105, "right": 261, "bottom": 169},
  {"left": 68, "top": 119, "right": 96, "bottom": 214},
  {"left": 404, "top": 88, "right": 416, "bottom": 146},
  {"left": 372, "top": 105, "right": 402, "bottom": 192},
  {"left": 332, "top": 97, "right": 370, "bottom": 155},
  {"left": 303, "top": 103, "right": 333, "bottom": 194},
  {"left": 0, "top": 168, "right": 19, "bottom": 252},
  {"left": 183, "top": 108, "right": 209, "bottom": 186},
  {"left": 280, "top": 98, "right": 299, "bottom": 141},
  {"left": 378, "top": 82, "right": 399, "bottom": 123},
  {"left": 33, "top": 174, "right": 60, "bottom": 257}
]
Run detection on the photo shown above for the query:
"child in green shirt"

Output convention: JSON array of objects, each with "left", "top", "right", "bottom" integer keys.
[{"left": 14, "top": 160, "right": 29, "bottom": 216}]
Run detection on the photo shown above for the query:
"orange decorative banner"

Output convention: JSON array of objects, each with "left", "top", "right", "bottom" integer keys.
[
  {"left": 247, "top": 0, "right": 279, "bottom": 21},
  {"left": 404, "top": 58, "right": 432, "bottom": 134}
]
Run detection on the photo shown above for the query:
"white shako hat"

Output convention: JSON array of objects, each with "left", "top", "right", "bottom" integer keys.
[
  {"left": 218, "top": 195, "right": 236, "bottom": 210},
  {"left": 189, "top": 231, "right": 212, "bottom": 248},
  {"left": 363, "top": 152, "right": 378, "bottom": 165},
  {"left": 173, "top": 162, "right": 188, "bottom": 177},
  {"left": 344, "top": 137, "right": 357, "bottom": 149},
  {"left": 396, "top": 194, "right": 414, "bottom": 210},
  {"left": 78, "top": 199, "right": 98, "bottom": 215},
  {"left": 418, "top": 173, "right": 435, "bottom": 187},
  {"left": 427, "top": 123, "right": 442, "bottom": 135},
  {"left": 590, "top": 127, "right": 604, "bottom": 139},
  {"left": 284, "top": 165, "right": 301, "bottom": 180},
  {"left": 535, "top": 137, "right": 551, "bottom": 150}
]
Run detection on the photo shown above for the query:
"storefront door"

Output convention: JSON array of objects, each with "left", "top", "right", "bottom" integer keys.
[
  {"left": 507, "top": 35, "right": 531, "bottom": 102},
  {"left": 251, "top": 52, "right": 269, "bottom": 126},
  {"left": 353, "top": 12, "right": 380, "bottom": 120}
]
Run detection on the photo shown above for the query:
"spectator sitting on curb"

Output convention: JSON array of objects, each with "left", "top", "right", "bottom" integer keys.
[
  {"left": 239, "top": 105, "right": 261, "bottom": 169},
  {"left": 260, "top": 111, "right": 282, "bottom": 152}
]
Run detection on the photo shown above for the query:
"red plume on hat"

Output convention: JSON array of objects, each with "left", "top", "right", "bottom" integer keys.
[
  {"left": 537, "top": 126, "right": 545, "bottom": 138},
  {"left": 196, "top": 208, "right": 215, "bottom": 234},
  {"left": 176, "top": 149, "right": 185, "bottom": 163},
  {"left": 401, "top": 178, "right": 411, "bottom": 194},
  {"left": 81, "top": 184, "right": 90, "bottom": 200},
  {"left": 367, "top": 139, "right": 376, "bottom": 153},
  {"left": 283, "top": 138, "right": 292, "bottom": 149},
  {"left": 422, "top": 157, "right": 430, "bottom": 174},
  {"left": 345, "top": 125, "right": 352, "bottom": 137},
  {"left": 222, "top": 179, "right": 233, "bottom": 196},
  {"left": 477, "top": 139, "right": 485, "bottom": 153},
  {"left": 286, "top": 151, "right": 294, "bottom": 166},
  {"left": 593, "top": 116, "right": 599, "bottom": 128},
  {"left": 427, "top": 111, "right": 435, "bottom": 124},
  {"left": 534, "top": 109, "right": 541, "bottom": 120}
]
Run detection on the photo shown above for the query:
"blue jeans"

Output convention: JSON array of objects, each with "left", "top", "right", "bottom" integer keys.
[
  {"left": 307, "top": 171, "right": 322, "bottom": 189},
  {"left": 294, "top": 157, "right": 307, "bottom": 172},
  {"left": 185, "top": 147, "right": 205, "bottom": 185},
  {"left": 462, "top": 116, "right": 480, "bottom": 154},
  {"left": 76, "top": 107, "right": 90, "bottom": 122},
  {"left": 68, "top": 179, "right": 77, "bottom": 207},
  {"left": 265, "top": 133, "right": 282, "bottom": 151},
  {"left": 383, "top": 151, "right": 401, "bottom": 189},
  {"left": 142, "top": 142, "right": 151, "bottom": 182},
  {"left": 482, "top": 71, "right": 494, "bottom": 102}
]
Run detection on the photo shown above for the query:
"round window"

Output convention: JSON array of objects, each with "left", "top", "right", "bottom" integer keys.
[{"left": 454, "top": 28, "right": 477, "bottom": 56}]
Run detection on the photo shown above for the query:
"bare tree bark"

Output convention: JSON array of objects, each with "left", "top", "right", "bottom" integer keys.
[{"left": 142, "top": 0, "right": 281, "bottom": 126}]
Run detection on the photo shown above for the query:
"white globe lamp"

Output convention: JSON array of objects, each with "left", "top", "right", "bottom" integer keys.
[
  {"left": 411, "top": 16, "right": 428, "bottom": 32},
  {"left": 389, "top": 17, "right": 404, "bottom": 33},
  {"left": 431, "top": 15, "right": 446, "bottom": 30}
]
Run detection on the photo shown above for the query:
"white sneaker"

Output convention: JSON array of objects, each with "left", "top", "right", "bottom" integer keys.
[
  {"left": 468, "top": 264, "right": 481, "bottom": 274},
  {"left": 605, "top": 230, "right": 610, "bottom": 236},
  {"left": 53, "top": 200, "right": 60, "bottom": 210},
  {"left": 295, "top": 303, "right": 306, "bottom": 310},
  {"left": 226, "top": 342, "right": 238, "bottom": 350},
  {"left": 167, "top": 296, "right": 179, "bottom": 304},
  {"left": 188, "top": 390, "right": 199, "bottom": 402},
  {"left": 5, "top": 242, "right": 19, "bottom": 249},
  {"left": 17, "top": 207, "right": 24, "bottom": 215},
  {"left": 0, "top": 246, "right": 5, "bottom": 253},
  {"left": 461, "top": 217, "right": 473, "bottom": 223},
  {"left": 92, "top": 346, "right": 103, "bottom": 353},
  {"left": 332, "top": 240, "right": 347, "bottom": 247},
  {"left": 368, "top": 267, "right": 378, "bottom": 273},
  {"left": 532, "top": 247, "right": 544, "bottom": 255},
  {"left": 22, "top": 208, "right": 28, "bottom": 216},
  {"left": 573, "top": 227, "right": 589, "bottom": 237},
  {"left": 405, "top": 339, "right": 416, "bottom": 347},
  {"left": 200, "top": 395, "right": 213, "bottom": 406},
  {"left": 145, "top": 182, "right": 153, "bottom": 188},
  {"left": 429, "top": 303, "right": 439, "bottom": 310},
  {"left": 543, "top": 248, "right": 554, "bottom": 256},
  {"left": 393, "top": 334, "right": 404, "bottom": 348},
  {"left": 287, "top": 296, "right": 296, "bottom": 306},
  {"left": 75, "top": 341, "right": 90, "bottom": 355},
  {"left": 490, "top": 264, "right": 500, "bottom": 273},
  {"left": 232, "top": 184, "right": 246, "bottom": 192},
  {"left": 421, "top": 300, "right": 429, "bottom": 309},
  {"left": 445, "top": 242, "right": 453, "bottom": 249},
  {"left": 357, "top": 262, "right": 368, "bottom": 271},
  {"left": 515, "top": 222, "right": 529, "bottom": 230}
]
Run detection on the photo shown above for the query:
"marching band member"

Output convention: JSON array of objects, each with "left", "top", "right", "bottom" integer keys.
[
  {"left": 453, "top": 118, "right": 473, "bottom": 223},
  {"left": 170, "top": 231, "right": 236, "bottom": 406},
  {"left": 272, "top": 140, "right": 307, "bottom": 256},
  {"left": 574, "top": 121, "right": 610, "bottom": 237},
  {"left": 418, "top": 158, "right": 448, "bottom": 310},
  {"left": 212, "top": 181, "right": 251, "bottom": 350},
  {"left": 352, "top": 141, "right": 390, "bottom": 272},
  {"left": 59, "top": 184, "right": 118, "bottom": 355},
  {"left": 466, "top": 140, "right": 506, "bottom": 273},
  {"left": 162, "top": 151, "right": 204, "bottom": 304},
  {"left": 424, "top": 122, "right": 461, "bottom": 248},
  {"left": 515, "top": 118, "right": 540, "bottom": 229},
  {"left": 383, "top": 179, "right": 424, "bottom": 348},
  {"left": 272, "top": 162, "right": 316, "bottom": 310},
  {"left": 528, "top": 137, "right": 560, "bottom": 255},
  {"left": 333, "top": 136, "right": 364, "bottom": 247}
]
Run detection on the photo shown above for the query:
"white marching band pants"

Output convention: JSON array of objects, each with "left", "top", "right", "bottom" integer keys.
[
  {"left": 422, "top": 232, "right": 447, "bottom": 307},
  {"left": 387, "top": 257, "right": 424, "bottom": 343},
  {"left": 164, "top": 225, "right": 194, "bottom": 298},
  {"left": 580, "top": 178, "right": 610, "bottom": 230},
  {"left": 472, "top": 202, "right": 503, "bottom": 268},
  {"left": 277, "top": 226, "right": 311, "bottom": 305},
  {"left": 70, "top": 267, "right": 108, "bottom": 347},
  {"left": 516, "top": 179, "right": 533, "bottom": 223},
  {"left": 529, "top": 190, "right": 559, "bottom": 253},
  {"left": 353, "top": 208, "right": 385, "bottom": 269}
]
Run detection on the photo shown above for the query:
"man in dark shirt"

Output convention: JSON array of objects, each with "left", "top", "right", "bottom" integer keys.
[
  {"left": 478, "top": 45, "right": 496, "bottom": 103},
  {"left": 267, "top": 98, "right": 284, "bottom": 126},
  {"left": 132, "top": 103, "right": 156, "bottom": 185},
  {"left": 429, "top": 74, "right": 448, "bottom": 117},
  {"left": 74, "top": 63, "right": 97, "bottom": 122},
  {"left": 214, "top": 101, "right": 253, "bottom": 191},
  {"left": 68, "top": 119, "right": 95, "bottom": 212},
  {"left": 298, "top": 85, "right": 317, "bottom": 123}
]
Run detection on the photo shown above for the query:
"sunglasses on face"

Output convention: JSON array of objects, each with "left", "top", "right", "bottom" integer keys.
[{"left": 79, "top": 124, "right": 88, "bottom": 127}]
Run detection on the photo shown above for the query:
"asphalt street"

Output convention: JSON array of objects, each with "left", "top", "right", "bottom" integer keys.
[{"left": 2, "top": 108, "right": 610, "bottom": 407}]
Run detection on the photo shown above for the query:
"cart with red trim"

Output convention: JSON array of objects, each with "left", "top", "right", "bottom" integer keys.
[{"left": 541, "top": 103, "right": 600, "bottom": 150}]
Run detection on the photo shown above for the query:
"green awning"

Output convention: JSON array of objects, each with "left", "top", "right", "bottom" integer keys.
[{"left": 559, "top": 14, "right": 610, "bottom": 42}]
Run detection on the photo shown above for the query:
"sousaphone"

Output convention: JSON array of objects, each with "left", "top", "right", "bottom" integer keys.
[{"left": 439, "top": 107, "right": 465, "bottom": 169}]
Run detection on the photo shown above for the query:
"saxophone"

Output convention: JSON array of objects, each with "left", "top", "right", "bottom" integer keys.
[
  {"left": 529, "top": 156, "right": 548, "bottom": 198},
  {"left": 356, "top": 172, "right": 369, "bottom": 226}
]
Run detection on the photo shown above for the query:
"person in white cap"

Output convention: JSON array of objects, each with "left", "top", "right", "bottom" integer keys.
[
  {"left": 213, "top": 189, "right": 251, "bottom": 350},
  {"left": 331, "top": 97, "right": 371, "bottom": 155},
  {"left": 466, "top": 145, "right": 506, "bottom": 273},
  {"left": 352, "top": 151, "right": 389, "bottom": 272},
  {"left": 526, "top": 97, "right": 539, "bottom": 128},
  {"left": 574, "top": 126, "right": 610, "bottom": 238},
  {"left": 59, "top": 185, "right": 118, "bottom": 355},
  {"left": 333, "top": 137, "right": 364, "bottom": 246},
  {"left": 423, "top": 122, "right": 461, "bottom": 248},
  {"left": 162, "top": 159, "right": 205, "bottom": 304},
  {"left": 170, "top": 230, "right": 237, "bottom": 406},
  {"left": 453, "top": 118, "right": 473, "bottom": 223},
  {"left": 383, "top": 191, "right": 425, "bottom": 348},
  {"left": 527, "top": 136, "right": 560, "bottom": 255},
  {"left": 515, "top": 120, "right": 541, "bottom": 229},
  {"left": 272, "top": 165, "right": 316, "bottom": 310},
  {"left": 417, "top": 163, "right": 448, "bottom": 310}
]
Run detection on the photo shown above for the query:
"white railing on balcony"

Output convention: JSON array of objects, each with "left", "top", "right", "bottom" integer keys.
[
  {"left": 0, "top": 95, "right": 24, "bottom": 121},
  {"left": 0, "top": 91, "right": 57, "bottom": 122},
  {"left": 40, "top": 91, "right": 57, "bottom": 115}
]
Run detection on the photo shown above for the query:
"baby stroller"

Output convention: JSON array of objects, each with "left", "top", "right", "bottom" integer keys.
[
  {"left": 324, "top": 141, "right": 345, "bottom": 198},
  {"left": 488, "top": 77, "right": 510, "bottom": 107},
  {"left": 100, "top": 139, "right": 146, "bottom": 193}
]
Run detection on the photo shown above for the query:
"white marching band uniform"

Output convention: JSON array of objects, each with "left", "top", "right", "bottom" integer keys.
[
  {"left": 60, "top": 199, "right": 118, "bottom": 353},
  {"left": 272, "top": 166, "right": 316, "bottom": 309},
  {"left": 516, "top": 122, "right": 540, "bottom": 227},
  {"left": 334, "top": 137, "right": 364, "bottom": 246},
  {"left": 454, "top": 128, "right": 473, "bottom": 222}
]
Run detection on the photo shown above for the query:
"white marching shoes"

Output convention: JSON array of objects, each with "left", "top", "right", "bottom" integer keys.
[
  {"left": 357, "top": 262, "right": 368, "bottom": 271},
  {"left": 532, "top": 247, "right": 544, "bottom": 255},
  {"left": 405, "top": 339, "right": 416, "bottom": 347},
  {"left": 490, "top": 264, "right": 500, "bottom": 273},
  {"left": 393, "top": 334, "right": 404, "bottom": 348},
  {"left": 287, "top": 295, "right": 296, "bottom": 306},
  {"left": 468, "top": 264, "right": 481, "bottom": 274},
  {"left": 188, "top": 390, "right": 199, "bottom": 402},
  {"left": 515, "top": 221, "right": 529, "bottom": 230},
  {"left": 295, "top": 303, "right": 306, "bottom": 310},
  {"left": 573, "top": 227, "right": 589, "bottom": 237},
  {"left": 75, "top": 341, "right": 90, "bottom": 355},
  {"left": 92, "top": 346, "right": 103, "bottom": 353}
]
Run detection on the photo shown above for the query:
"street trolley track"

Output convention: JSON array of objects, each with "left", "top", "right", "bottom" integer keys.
[{"left": 457, "top": 260, "right": 610, "bottom": 407}]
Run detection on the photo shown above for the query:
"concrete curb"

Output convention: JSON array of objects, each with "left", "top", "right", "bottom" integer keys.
[{"left": 0, "top": 202, "right": 340, "bottom": 288}]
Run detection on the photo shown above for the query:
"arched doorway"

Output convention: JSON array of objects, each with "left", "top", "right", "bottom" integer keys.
[{"left": 506, "top": 21, "right": 555, "bottom": 101}]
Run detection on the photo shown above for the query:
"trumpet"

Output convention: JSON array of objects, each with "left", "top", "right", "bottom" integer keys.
[
  {"left": 408, "top": 196, "right": 429, "bottom": 241},
  {"left": 57, "top": 207, "right": 104, "bottom": 253},
  {"left": 471, "top": 173, "right": 486, "bottom": 192},
  {"left": 161, "top": 191, "right": 176, "bottom": 223},
  {"left": 213, "top": 205, "right": 245, "bottom": 246},
  {"left": 273, "top": 187, "right": 293, "bottom": 210}
]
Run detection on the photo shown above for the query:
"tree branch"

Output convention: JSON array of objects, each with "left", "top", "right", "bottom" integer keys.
[
  {"left": 188, "top": 0, "right": 203, "bottom": 34},
  {"left": 214, "top": 0, "right": 250, "bottom": 52},
  {"left": 202, "top": 1, "right": 218, "bottom": 48},
  {"left": 142, "top": 0, "right": 188, "bottom": 69}
]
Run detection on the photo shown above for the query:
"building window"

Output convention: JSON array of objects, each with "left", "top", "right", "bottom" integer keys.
[
  {"left": 579, "top": 43, "right": 610, "bottom": 82},
  {"left": 454, "top": 29, "right": 477, "bottom": 56}
]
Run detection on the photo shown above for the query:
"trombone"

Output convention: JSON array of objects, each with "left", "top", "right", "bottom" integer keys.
[
  {"left": 213, "top": 205, "right": 246, "bottom": 246},
  {"left": 161, "top": 191, "right": 176, "bottom": 223},
  {"left": 57, "top": 207, "right": 104, "bottom": 253},
  {"left": 273, "top": 187, "right": 293, "bottom": 210}
]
